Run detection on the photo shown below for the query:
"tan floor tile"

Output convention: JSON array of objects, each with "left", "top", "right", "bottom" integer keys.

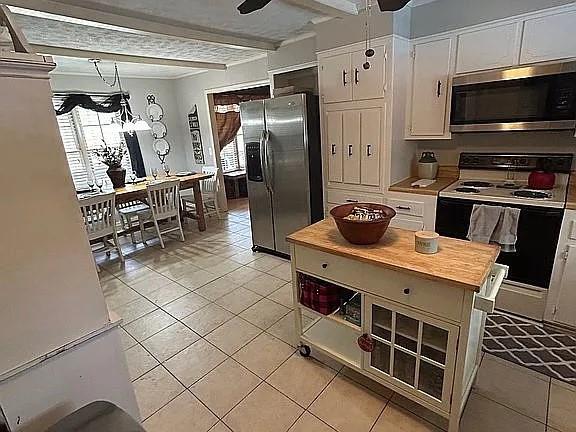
[
  {"left": 268, "top": 353, "right": 337, "bottom": 408},
  {"left": 233, "top": 332, "right": 295, "bottom": 379},
  {"left": 209, "top": 422, "right": 233, "bottom": 432},
  {"left": 191, "top": 358, "right": 261, "bottom": 417},
  {"left": 213, "top": 245, "right": 246, "bottom": 259},
  {"left": 228, "top": 251, "right": 261, "bottom": 265},
  {"left": 267, "top": 262, "right": 292, "bottom": 281},
  {"left": 226, "top": 266, "right": 265, "bottom": 285},
  {"left": 162, "top": 292, "right": 209, "bottom": 319},
  {"left": 182, "top": 303, "right": 234, "bottom": 336},
  {"left": 125, "top": 344, "right": 159, "bottom": 381},
  {"left": 203, "top": 259, "right": 243, "bottom": 277},
  {"left": 112, "top": 296, "right": 157, "bottom": 324},
  {"left": 340, "top": 368, "right": 394, "bottom": 399},
  {"left": 473, "top": 354, "right": 549, "bottom": 422},
  {"left": 158, "top": 260, "right": 202, "bottom": 280},
  {"left": 132, "top": 366, "right": 185, "bottom": 419},
  {"left": 267, "top": 311, "right": 313, "bottom": 347},
  {"left": 142, "top": 322, "right": 200, "bottom": 362},
  {"left": 267, "top": 283, "right": 295, "bottom": 308},
  {"left": 309, "top": 376, "right": 388, "bottom": 432},
  {"left": 246, "top": 255, "right": 285, "bottom": 272},
  {"left": 205, "top": 316, "right": 262, "bottom": 355},
  {"left": 215, "top": 287, "right": 262, "bottom": 314},
  {"left": 240, "top": 298, "right": 291, "bottom": 330},
  {"left": 143, "top": 282, "right": 190, "bottom": 306},
  {"left": 288, "top": 412, "right": 336, "bottom": 432},
  {"left": 164, "top": 339, "right": 227, "bottom": 386},
  {"left": 175, "top": 269, "right": 219, "bottom": 290},
  {"left": 143, "top": 391, "right": 218, "bottom": 432},
  {"left": 102, "top": 279, "right": 141, "bottom": 309},
  {"left": 224, "top": 382, "right": 303, "bottom": 432},
  {"left": 103, "top": 258, "right": 145, "bottom": 276},
  {"left": 373, "top": 403, "right": 443, "bottom": 431},
  {"left": 116, "top": 266, "right": 158, "bottom": 286},
  {"left": 124, "top": 309, "right": 176, "bottom": 341},
  {"left": 244, "top": 274, "right": 286, "bottom": 297},
  {"left": 130, "top": 273, "right": 175, "bottom": 296},
  {"left": 389, "top": 393, "right": 448, "bottom": 430},
  {"left": 119, "top": 327, "right": 138, "bottom": 350},
  {"left": 548, "top": 379, "right": 576, "bottom": 432},
  {"left": 194, "top": 276, "right": 241, "bottom": 301},
  {"left": 234, "top": 238, "right": 253, "bottom": 249},
  {"left": 461, "top": 392, "right": 545, "bottom": 432}
]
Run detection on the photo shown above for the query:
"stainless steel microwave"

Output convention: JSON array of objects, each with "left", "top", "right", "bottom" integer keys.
[{"left": 450, "top": 61, "right": 576, "bottom": 132}]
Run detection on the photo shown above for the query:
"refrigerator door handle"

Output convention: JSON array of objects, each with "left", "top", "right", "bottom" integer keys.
[{"left": 260, "top": 129, "right": 273, "bottom": 193}]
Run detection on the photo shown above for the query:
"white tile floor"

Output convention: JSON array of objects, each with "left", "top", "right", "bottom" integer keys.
[{"left": 97, "top": 199, "right": 576, "bottom": 432}]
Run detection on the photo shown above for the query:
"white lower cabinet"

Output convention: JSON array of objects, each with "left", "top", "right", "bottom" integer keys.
[
  {"left": 360, "top": 108, "right": 382, "bottom": 186},
  {"left": 326, "top": 111, "right": 343, "bottom": 183},
  {"left": 364, "top": 296, "right": 459, "bottom": 412},
  {"left": 386, "top": 193, "right": 437, "bottom": 231},
  {"left": 343, "top": 110, "right": 361, "bottom": 184}
]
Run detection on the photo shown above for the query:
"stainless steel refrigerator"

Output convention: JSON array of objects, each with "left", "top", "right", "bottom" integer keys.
[{"left": 240, "top": 94, "right": 323, "bottom": 256}]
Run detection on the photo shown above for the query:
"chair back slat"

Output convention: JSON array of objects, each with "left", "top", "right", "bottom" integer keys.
[
  {"left": 201, "top": 166, "right": 219, "bottom": 194},
  {"left": 147, "top": 180, "right": 181, "bottom": 220},
  {"left": 78, "top": 192, "right": 116, "bottom": 241}
]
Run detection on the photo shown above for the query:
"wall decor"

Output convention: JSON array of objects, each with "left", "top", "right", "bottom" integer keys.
[
  {"left": 188, "top": 105, "right": 205, "bottom": 165},
  {"left": 147, "top": 94, "right": 171, "bottom": 166}
]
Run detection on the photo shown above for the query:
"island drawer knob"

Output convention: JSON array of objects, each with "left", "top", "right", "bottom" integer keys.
[
  {"left": 322, "top": 263, "right": 328, "bottom": 269},
  {"left": 403, "top": 288, "right": 411, "bottom": 295}
]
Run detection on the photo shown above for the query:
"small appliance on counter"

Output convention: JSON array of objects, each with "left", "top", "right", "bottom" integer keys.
[
  {"left": 528, "top": 169, "right": 556, "bottom": 190},
  {"left": 417, "top": 151, "right": 439, "bottom": 180}
]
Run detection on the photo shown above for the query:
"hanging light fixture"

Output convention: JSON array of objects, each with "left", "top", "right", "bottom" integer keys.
[{"left": 89, "top": 59, "right": 151, "bottom": 135}]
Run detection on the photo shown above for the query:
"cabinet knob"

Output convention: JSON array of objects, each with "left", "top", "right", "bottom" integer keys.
[
  {"left": 403, "top": 288, "right": 411, "bottom": 295},
  {"left": 348, "top": 145, "right": 353, "bottom": 156},
  {"left": 342, "top": 70, "right": 348, "bottom": 86},
  {"left": 354, "top": 68, "right": 359, "bottom": 84},
  {"left": 322, "top": 263, "right": 328, "bottom": 269},
  {"left": 331, "top": 144, "right": 336, "bottom": 155},
  {"left": 367, "top": 144, "right": 372, "bottom": 157},
  {"left": 437, "top": 80, "right": 442, "bottom": 98}
]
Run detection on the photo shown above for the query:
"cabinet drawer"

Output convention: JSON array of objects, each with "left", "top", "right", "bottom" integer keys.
[
  {"left": 388, "top": 198, "right": 424, "bottom": 217},
  {"left": 327, "top": 189, "right": 384, "bottom": 205},
  {"left": 389, "top": 215, "right": 424, "bottom": 232},
  {"left": 294, "top": 246, "right": 464, "bottom": 322}
]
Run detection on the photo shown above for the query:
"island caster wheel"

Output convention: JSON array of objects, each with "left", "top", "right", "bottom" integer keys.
[
  {"left": 299, "top": 344, "right": 311, "bottom": 357},
  {"left": 251, "top": 245, "right": 258, "bottom": 252}
]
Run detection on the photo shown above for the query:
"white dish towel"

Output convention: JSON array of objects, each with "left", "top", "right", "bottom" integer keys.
[{"left": 467, "top": 204, "right": 520, "bottom": 252}]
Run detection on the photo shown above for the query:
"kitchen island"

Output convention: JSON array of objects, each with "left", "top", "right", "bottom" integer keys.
[{"left": 287, "top": 218, "right": 506, "bottom": 432}]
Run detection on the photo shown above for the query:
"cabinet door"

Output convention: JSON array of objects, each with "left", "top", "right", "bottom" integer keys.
[
  {"left": 409, "top": 39, "right": 452, "bottom": 137},
  {"left": 521, "top": 11, "right": 576, "bottom": 64},
  {"left": 326, "top": 111, "right": 343, "bottom": 183},
  {"left": 360, "top": 108, "right": 381, "bottom": 187},
  {"left": 351, "top": 46, "right": 386, "bottom": 101},
  {"left": 320, "top": 53, "right": 352, "bottom": 103},
  {"left": 364, "top": 297, "right": 459, "bottom": 411},
  {"left": 554, "top": 245, "right": 576, "bottom": 327},
  {"left": 342, "top": 110, "right": 361, "bottom": 184},
  {"left": 456, "top": 23, "right": 520, "bottom": 74}
]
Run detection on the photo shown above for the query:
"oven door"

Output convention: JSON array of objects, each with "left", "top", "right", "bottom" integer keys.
[
  {"left": 435, "top": 197, "right": 564, "bottom": 289},
  {"left": 450, "top": 72, "right": 576, "bottom": 132}
]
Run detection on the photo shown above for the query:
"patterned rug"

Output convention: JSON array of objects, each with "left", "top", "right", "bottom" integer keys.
[{"left": 483, "top": 313, "right": 576, "bottom": 385}]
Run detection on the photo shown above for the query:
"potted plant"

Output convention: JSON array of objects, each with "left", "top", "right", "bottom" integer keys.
[{"left": 95, "top": 140, "right": 128, "bottom": 189}]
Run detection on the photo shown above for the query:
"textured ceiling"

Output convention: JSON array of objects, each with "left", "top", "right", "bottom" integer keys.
[{"left": 52, "top": 56, "right": 201, "bottom": 79}]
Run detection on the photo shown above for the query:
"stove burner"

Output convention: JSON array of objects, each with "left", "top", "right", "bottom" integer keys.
[
  {"left": 455, "top": 187, "right": 480, "bottom": 193},
  {"left": 496, "top": 183, "right": 522, "bottom": 190},
  {"left": 460, "top": 181, "right": 494, "bottom": 188},
  {"left": 512, "top": 190, "right": 552, "bottom": 199}
]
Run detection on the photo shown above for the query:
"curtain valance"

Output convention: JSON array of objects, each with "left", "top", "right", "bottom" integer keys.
[{"left": 53, "top": 92, "right": 130, "bottom": 116}]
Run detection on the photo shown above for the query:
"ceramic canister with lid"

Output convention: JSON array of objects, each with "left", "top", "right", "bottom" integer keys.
[{"left": 418, "top": 152, "right": 439, "bottom": 180}]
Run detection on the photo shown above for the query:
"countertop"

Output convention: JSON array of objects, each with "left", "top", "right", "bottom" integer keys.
[
  {"left": 287, "top": 218, "right": 500, "bottom": 291},
  {"left": 567, "top": 174, "right": 576, "bottom": 210},
  {"left": 389, "top": 177, "right": 457, "bottom": 196}
]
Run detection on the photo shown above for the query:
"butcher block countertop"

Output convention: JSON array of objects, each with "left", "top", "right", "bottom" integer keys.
[
  {"left": 567, "top": 174, "right": 576, "bottom": 210},
  {"left": 287, "top": 218, "right": 500, "bottom": 291},
  {"left": 389, "top": 177, "right": 457, "bottom": 196}
]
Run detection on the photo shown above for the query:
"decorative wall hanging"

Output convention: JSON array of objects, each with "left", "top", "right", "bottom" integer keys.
[
  {"left": 188, "top": 105, "right": 205, "bottom": 165},
  {"left": 147, "top": 94, "right": 171, "bottom": 167}
]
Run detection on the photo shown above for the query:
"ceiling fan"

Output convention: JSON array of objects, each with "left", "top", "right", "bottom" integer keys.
[{"left": 237, "top": 0, "right": 411, "bottom": 15}]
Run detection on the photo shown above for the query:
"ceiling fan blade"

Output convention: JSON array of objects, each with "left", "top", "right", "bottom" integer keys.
[
  {"left": 237, "top": 0, "right": 274, "bottom": 14},
  {"left": 376, "top": 0, "right": 410, "bottom": 11}
]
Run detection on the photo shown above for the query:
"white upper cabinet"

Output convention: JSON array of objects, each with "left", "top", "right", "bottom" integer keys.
[
  {"left": 326, "top": 111, "right": 343, "bottom": 183},
  {"left": 408, "top": 38, "right": 452, "bottom": 138},
  {"left": 351, "top": 46, "right": 387, "bottom": 101},
  {"left": 456, "top": 23, "right": 521, "bottom": 74},
  {"left": 360, "top": 108, "right": 382, "bottom": 187},
  {"left": 320, "top": 53, "right": 353, "bottom": 103},
  {"left": 520, "top": 10, "right": 576, "bottom": 64},
  {"left": 320, "top": 46, "right": 387, "bottom": 104}
]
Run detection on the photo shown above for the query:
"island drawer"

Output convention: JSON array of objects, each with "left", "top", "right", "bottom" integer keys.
[{"left": 294, "top": 246, "right": 465, "bottom": 322}]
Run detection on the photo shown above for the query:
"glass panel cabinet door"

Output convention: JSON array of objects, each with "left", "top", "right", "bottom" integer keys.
[{"left": 363, "top": 297, "right": 459, "bottom": 411}]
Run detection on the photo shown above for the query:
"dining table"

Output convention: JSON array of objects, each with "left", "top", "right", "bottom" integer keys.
[{"left": 114, "top": 172, "right": 213, "bottom": 231}]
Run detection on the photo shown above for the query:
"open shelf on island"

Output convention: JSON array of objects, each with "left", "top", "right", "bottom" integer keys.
[
  {"left": 302, "top": 317, "right": 362, "bottom": 368},
  {"left": 299, "top": 304, "right": 361, "bottom": 331}
]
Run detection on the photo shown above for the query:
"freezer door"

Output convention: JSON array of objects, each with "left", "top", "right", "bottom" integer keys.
[
  {"left": 240, "top": 100, "right": 275, "bottom": 251},
  {"left": 265, "top": 94, "right": 311, "bottom": 255}
]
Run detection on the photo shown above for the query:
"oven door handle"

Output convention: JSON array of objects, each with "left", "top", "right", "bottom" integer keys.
[{"left": 474, "top": 264, "right": 509, "bottom": 313}]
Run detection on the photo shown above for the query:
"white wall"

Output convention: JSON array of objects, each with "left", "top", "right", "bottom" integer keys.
[{"left": 49, "top": 73, "right": 190, "bottom": 174}]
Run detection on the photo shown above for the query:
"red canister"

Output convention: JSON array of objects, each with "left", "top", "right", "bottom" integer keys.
[{"left": 528, "top": 170, "right": 556, "bottom": 190}]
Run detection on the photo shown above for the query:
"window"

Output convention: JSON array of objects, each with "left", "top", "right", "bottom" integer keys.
[
  {"left": 55, "top": 107, "right": 132, "bottom": 189},
  {"left": 220, "top": 130, "right": 245, "bottom": 173}
]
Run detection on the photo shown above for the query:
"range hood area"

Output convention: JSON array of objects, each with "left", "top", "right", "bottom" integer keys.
[{"left": 450, "top": 60, "right": 576, "bottom": 133}]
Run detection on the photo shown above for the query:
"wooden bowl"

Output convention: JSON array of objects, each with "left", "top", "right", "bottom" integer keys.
[{"left": 330, "top": 203, "right": 396, "bottom": 245}]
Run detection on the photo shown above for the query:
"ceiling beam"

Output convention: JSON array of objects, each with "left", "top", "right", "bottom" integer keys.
[
  {"left": 32, "top": 44, "right": 228, "bottom": 70},
  {"left": 282, "top": 0, "right": 358, "bottom": 16},
  {"left": 4, "top": 0, "right": 278, "bottom": 51}
]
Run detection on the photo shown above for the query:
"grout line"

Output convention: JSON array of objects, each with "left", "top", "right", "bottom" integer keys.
[{"left": 470, "top": 391, "right": 547, "bottom": 427}]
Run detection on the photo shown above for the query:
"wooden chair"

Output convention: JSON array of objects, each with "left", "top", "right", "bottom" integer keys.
[
  {"left": 137, "top": 180, "right": 185, "bottom": 249},
  {"left": 117, "top": 199, "right": 150, "bottom": 244},
  {"left": 182, "top": 166, "right": 221, "bottom": 219},
  {"left": 79, "top": 192, "right": 124, "bottom": 262}
]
